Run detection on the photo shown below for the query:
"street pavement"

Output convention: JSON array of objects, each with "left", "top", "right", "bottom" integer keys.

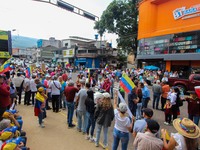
[{"left": 17, "top": 73, "right": 188, "bottom": 150}]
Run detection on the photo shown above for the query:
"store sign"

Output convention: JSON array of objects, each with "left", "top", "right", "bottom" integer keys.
[
  {"left": 63, "top": 49, "right": 74, "bottom": 57},
  {"left": 0, "top": 30, "right": 8, "bottom": 40},
  {"left": 0, "top": 51, "right": 10, "bottom": 58},
  {"left": 173, "top": 4, "right": 200, "bottom": 20}
]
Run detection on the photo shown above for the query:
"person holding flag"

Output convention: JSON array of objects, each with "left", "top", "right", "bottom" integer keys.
[{"left": 112, "top": 91, "right": 135, "bottom": 150}]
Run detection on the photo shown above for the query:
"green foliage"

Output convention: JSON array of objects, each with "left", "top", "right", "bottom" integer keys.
[{"left": 94, "top": 0, "right": 139, "bottom": 54}]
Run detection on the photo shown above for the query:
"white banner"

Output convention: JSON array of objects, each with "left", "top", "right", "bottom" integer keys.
[{"left": 118, "top": 91, "right": 133, "bottom": 118}]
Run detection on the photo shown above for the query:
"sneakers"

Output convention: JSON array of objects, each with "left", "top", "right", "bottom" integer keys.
[
  {"left": 89, "top": 137, "right": 95, "bottom": 143},
  {"left": 102, "top": 144, "right": 108, "bottom": 149},
  {"left": 95, "top": 143, "right": 99, "bottom": 147},
  {"left": 164, "top": 122, "right": 169, "bottom": 125},
  {"left": 40, "top": 123, "right": 45, "bottom": 128},
  {"left": 85, "top": 135, "right": 90, "bottom": 140}
]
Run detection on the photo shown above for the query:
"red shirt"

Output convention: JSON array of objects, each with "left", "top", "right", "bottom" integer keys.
[
  {"left": 64, "top": 86, "right": 79, "bottom": 102},
  {"left": 0, "top": 84, "right": 11, "bottom": 107},
  {"left": 186, "top": 97, "right": 200, "bottom": 116},
  {"left": 62, "top": 74, "right": 68, "bottom": 81}
]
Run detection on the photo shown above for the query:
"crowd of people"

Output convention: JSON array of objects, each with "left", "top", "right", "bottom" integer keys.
[{"left": 0, "top": 66, "right": 199, "bottom": 150}]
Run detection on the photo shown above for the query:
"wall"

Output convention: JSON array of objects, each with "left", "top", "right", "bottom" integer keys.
[{"left": 138, "top": 0, "right": 200, "bottom": 39}]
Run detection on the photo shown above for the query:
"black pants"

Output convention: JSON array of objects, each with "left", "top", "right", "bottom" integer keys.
[
  {"left": 161, "top": 97, "right": 166, "bottom": 110},
  {"left": 171, "top": 105, "right": 178, "bottom": 120},
  {"left": 165, "top": 113, "right": 171, "bottom": 123},
  {"left": 31, "top": 92, "right": 37, "bottom": 105},
  {"left": 52, "top": 95, "right": 60, "bottom": 112},
  {"left": 24, "top": 90, "right": 31, "bottom": 105},
  {"left": 16, "top": 87, "right": 22, "bottom": 104}
]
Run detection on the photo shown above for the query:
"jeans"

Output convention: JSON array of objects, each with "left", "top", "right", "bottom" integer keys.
[
  {"left": 38, "top": 110, "right": 43, "bottom": 125},
  {"left": 188, "top": 114, "right": 199, "bottom": 126},
  {"left": 17, "top": 119, "right": 23, "bottom": 131},
  {"left": 77, "top": 110, "right": 87, "bottom": 133},
  {"left": 66, "top": 101, "right": 74, "bottom": 126},
  {"left": 136, "top": 103, "right": 142, "bottom": 119},
  {"left": 59, "top": 92, "right": 66, "bottom": 108},
  {"left": 142, "top": 98, "right": 149, "bottom": 108},
  {"left": 110, "top": 87, "right": 114, "bottom": 99},
  {"left": 152, "top": 93, "right": 160, "bottom": 109},
  {"left": 52, "top": 95, "right": 60, "bottom": 112},
  {"left": 86, "top": 112, "right": 95, "bottom": 137},
  {"left": 96, "top": 124, "right": 108, "bottom": 146},
  {"left": 112, "top": 128, "right": 129, "bottom": 150}
]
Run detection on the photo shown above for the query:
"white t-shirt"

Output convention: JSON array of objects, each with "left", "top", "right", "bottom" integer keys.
[
  {"left": 114, "top": 109, "right": 131, "bottom": 133},
  {"left": 49, "top": 80, "right": 61, "bottom": 95},
  {"left": 30, "top": 78, "right": 37, "bottom": 92},
  {"left": 171, "top": 133, "right": 187, "bottom": 150},
  {"left": 23, "top": 78, "right": 31, "bottom": 92}
]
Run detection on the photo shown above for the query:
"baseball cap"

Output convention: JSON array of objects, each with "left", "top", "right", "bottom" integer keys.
[
  {"left": 142, "top": 108, "right": 153, "bottom": 118},
  {"left": 146, "top": 119, "right": 160, "bottom": 134},
  {"left": 119, "top": 103, "right": 127, "bottom": 113}
]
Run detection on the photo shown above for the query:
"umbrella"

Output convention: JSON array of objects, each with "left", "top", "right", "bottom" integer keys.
[{"left": 144, "top": 65, "right": 159, "bottom": 71}]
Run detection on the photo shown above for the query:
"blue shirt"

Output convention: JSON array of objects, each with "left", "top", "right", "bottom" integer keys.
[
  {"left": 133, "top": 119, "right": 147, "bottom": 133},
  {"left": 142, "top": 86, "right": 150, "bottom": 99}
]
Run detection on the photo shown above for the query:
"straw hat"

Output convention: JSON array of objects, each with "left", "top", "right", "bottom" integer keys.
[{"left": 173, "top": 118, "right": 200, "bottom": 139}]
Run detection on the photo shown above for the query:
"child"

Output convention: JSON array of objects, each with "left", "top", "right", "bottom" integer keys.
[
  {"left": 34, "top": 87, "right": 47, "bottom": 128},
  {"left": 164, "top": 99, "right": 172, "bottom": 125}
]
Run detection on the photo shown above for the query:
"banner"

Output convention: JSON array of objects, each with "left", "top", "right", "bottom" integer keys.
[{"left": 118, "top": 91, "right": 133, "bottom": 118}]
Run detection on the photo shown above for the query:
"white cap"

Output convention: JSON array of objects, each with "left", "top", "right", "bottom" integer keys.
[{"left": 102, "top": 92, "right": 111, "bottom": 98}]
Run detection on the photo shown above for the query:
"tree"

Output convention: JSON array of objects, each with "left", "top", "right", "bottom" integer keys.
[{"left": 94, "top": 0, "right": 139, "bottom": 55}]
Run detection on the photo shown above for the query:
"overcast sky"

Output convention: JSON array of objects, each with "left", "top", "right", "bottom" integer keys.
[{"left": 0, "top": 0, "right": 118, "bottom": 47}]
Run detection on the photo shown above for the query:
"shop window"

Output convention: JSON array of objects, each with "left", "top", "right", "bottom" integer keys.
[{"left": 138, "top": 30, "right": 200, "bottom": 55}]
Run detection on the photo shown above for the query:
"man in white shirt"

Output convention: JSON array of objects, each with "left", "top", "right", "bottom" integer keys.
[
  {"left": 12, "top": 73, "right": 24, "bottom": 104},
  {"left": 30, "top": 75, "right": 37, "bottom": 106},
  {"left": 49, "top": 76, "right": 61, "bottom": 112}
]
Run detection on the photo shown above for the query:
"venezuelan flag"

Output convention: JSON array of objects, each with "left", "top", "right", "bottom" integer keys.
[
  {"left": 0, "top": 59, "right": 11, "bottom": 74},
  {"left": 34, "top": 100, "right": 42, "bottom": 116},
  {"left": 120, "top": 74, "right": 135, "bottom": 93}
]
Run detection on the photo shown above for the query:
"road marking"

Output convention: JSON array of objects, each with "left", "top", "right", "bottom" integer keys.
[{"left": 59, "top": 111, "right": 109, "bottom": 150}]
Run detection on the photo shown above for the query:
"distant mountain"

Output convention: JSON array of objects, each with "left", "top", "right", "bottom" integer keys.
[{"left": 12, "top": 35, "right": 38, "bottom": 49}]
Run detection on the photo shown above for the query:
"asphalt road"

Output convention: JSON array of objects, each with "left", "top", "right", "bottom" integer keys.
[{"left": 17, "top": 73, "right": 189, "bottom": 150}]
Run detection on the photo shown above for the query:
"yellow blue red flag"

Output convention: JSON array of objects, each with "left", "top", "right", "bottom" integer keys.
[
  {"left": 119, "top": 73, "right": 135, "bottom": 93},
  {"left": 0, "top": 59, "right": 11, "bottom": 74}
]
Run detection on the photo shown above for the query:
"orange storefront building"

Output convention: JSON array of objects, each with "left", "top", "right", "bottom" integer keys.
[{"left": 137, "top": 0, "right": 200, "bottom": 76}]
